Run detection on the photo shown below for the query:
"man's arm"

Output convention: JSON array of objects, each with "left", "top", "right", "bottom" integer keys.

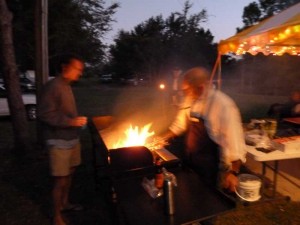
[{"left": 221, "top": 159, "right": 242, "bottom": 192}]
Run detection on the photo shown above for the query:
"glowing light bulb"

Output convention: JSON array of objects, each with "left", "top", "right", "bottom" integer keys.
[
  {"left": 159, "top": 83, "right": 165, "bottom": 90},
  {"left": 285, "top": 28, "right": 291, "bottom": 35}
]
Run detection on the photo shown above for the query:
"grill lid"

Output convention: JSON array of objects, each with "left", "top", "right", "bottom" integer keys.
[{"left": 109, "top": 146, "right": 154, "bottom": 172}]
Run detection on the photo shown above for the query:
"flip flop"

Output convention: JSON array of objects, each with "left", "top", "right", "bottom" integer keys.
[{"left": 61, "top": 203, "right": 84, "bottom": 212}]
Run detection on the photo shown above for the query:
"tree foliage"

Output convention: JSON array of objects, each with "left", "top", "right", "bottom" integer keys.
[
  {"left": 0, "top": 0, "right": 118, "bottom": 154},
  {"left": 241, "top": 2, "right": 261, "bottom": 28},
  {"left": 4, "top": 0, "right": 119, "bottom": 76},
  {"left": 106, "top": 1, "right": 217, "bottom": 82},
  {"left": 239, "top": 0, "right": 300, "bottom": 30}
]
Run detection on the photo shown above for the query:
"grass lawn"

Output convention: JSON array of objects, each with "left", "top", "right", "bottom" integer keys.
[{"left": 0, "top": 79, "right": 298, "bottom": 225}]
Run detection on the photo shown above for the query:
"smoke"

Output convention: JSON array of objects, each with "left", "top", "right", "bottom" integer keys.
[
  {"left": 110, "top": 85, "right": 176, "bottom": 136},
  {"left": 216, "top": 54, "right": 300, "bottom": 122},
  {"left": 221, "top": 54, "right": 300, "bottom": 96}
]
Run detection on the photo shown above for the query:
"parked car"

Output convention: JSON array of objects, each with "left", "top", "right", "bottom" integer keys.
[
  {"left": 0, "top": 82, "right": 5, "bottom": 91},
  {"left": 120, "top": 77, "right": 138, "bottom": 86},
  {"left": 19, "top": 77, "right": 36, "bottom": 92},
  {"left": 0, "top": 76, "right": 36, "bottom": 92},
  {"left": 0, "top": 85, "right": 37, "bottom": 120},
  {"left": 100, "top": 74, "right": 113, "bottom": 83}
]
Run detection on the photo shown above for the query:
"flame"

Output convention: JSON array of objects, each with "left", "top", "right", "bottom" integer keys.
[{"left": 113, "top": 123, "right": 155, "bottom": 149}]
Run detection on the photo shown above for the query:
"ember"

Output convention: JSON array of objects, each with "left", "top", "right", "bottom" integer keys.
[{"left": 113, "top": 123, "right": 155, "bottom": 149}]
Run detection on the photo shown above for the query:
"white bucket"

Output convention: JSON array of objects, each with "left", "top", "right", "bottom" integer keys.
[{"left": 235, "top": 174, "right": 262, "bottom": 202}]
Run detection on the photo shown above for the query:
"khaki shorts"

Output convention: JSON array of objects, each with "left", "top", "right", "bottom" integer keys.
[{"left": 49, "top": 143, "right": 81, "bottom": 176}]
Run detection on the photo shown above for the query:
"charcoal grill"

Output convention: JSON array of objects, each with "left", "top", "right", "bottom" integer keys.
[{"left": 89, "top": 116, "right": 155, "bottom": 182}]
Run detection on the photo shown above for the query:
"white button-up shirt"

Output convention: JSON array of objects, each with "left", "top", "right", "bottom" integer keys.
[{"left": 169, "top": 88, "right": 247, "bottom": 168}]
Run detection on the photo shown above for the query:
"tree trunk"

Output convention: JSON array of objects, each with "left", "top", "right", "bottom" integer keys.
[{"left": 0, "top": 0, "right": 31, "bottom": 155}]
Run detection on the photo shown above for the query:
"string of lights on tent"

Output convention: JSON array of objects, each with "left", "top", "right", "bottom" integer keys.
[{"left": 218, "top": 2, "right": 300, "bottom": 56}]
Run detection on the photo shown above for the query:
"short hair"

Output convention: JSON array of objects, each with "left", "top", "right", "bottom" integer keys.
[
  {"left": 55, "top": 53, "right": 84, "bottom": 73},
  {"left": 183, "top": 67, "right": 209, "bottom": 88}
]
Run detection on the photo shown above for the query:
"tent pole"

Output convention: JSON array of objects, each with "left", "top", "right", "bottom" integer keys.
[
  {"left": 218, "top": 55, "right": 222, "bottom": 90},
  {"left": 210, "top": 53, "right": 221, "bottom": 88}
]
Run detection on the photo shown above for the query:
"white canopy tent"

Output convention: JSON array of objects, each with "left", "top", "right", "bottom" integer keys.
[
  {"left": 215, "top": 3, "right": 300, "bottom": 199},
  {"left": 218, "top": 2, "right": 300, "bottom": 56},
  {"left": 211, "top": 2, "right": 300, "bottom": 88}
]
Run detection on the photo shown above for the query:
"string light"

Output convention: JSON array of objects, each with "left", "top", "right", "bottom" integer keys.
[{"left": 219, "top": 24, "right": 300, "bottom": 56}]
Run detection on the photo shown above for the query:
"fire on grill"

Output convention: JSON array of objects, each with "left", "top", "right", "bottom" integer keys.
[
  {"left": 112, "top": 123, "right": 155, "bottom": 149},
  {"left": 89, "top": 116, "right": 176, "bottom": 176}
]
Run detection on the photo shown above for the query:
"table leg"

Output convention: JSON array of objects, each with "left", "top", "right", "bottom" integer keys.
[
  {"left": 273, "top": 161, "right": 279, "bottom": 197},
  {"left": 261, "top": 161, "right": 279, "bottom": 198}
]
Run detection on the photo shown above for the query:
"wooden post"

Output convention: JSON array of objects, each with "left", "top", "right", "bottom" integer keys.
[
  {"left": 35, "top": 0, "right": 49, "bottom": 147},
  {"left": 35, "top": 0, "right": 49, "bottom": 100}
]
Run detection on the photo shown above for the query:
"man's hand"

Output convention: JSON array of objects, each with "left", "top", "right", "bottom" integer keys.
[
  {"left": 221, "top": 172, "right": 239, "bottom": 192},
  {"left": 221, "top": 159, "right": 242, "bottom": 192},
  {"left": 146, "top": 136, "right": 169, "bottom": 150},
  {"left": 69, "top": 116, "right": 87, "bottom": 127}
]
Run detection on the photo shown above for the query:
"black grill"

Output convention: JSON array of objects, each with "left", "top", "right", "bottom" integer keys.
[{"left": 89, "top": 116, "right": 155, "bottom": 180}]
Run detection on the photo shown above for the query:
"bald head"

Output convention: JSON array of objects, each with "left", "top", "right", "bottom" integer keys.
[
  {"left": 180, "top": 67, "right": 210, "bottom": 100},
  {"left": 183, "top": 67, "right": 209, "bottom": 88}
]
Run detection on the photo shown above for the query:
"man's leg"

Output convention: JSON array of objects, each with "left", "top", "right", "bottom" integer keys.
[
  {"left": 62, "top": 168, "right": 75, "bottom": 208},
  {"left": 50, "top": 143, "right": 81, "bottom": 224},
  {"left": 53, "top": 176, "right": 69, "bottom": 225}
]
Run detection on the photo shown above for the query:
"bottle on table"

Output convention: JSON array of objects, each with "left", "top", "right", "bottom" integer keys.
[
  {"left": 155, "top": 157, "right": 164, "bottom": 189},
  {"left": 164, "top": 178, "right": 175, "bottom": 215}
]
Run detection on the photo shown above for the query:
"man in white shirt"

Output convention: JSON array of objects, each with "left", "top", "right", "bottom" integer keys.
[{"left": 162, "top": 67, "right": 246, "bottom": 192}]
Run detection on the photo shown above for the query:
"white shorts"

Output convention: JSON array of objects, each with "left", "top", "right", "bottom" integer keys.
[{"left": 49, "top": 143, "right": 81, "bottom": 176}]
